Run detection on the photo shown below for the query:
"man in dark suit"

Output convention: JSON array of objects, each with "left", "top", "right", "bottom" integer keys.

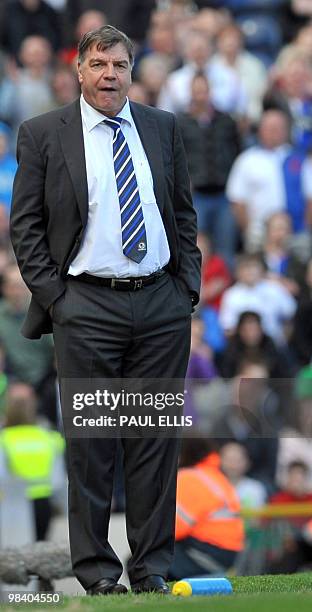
[{"left": 10, "top": 25, "right": 201, "bottom": 595}]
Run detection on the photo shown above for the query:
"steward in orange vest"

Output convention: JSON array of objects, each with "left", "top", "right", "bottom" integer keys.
[{"left": 169, "top": 438, "right": 244, "bottom": 580}]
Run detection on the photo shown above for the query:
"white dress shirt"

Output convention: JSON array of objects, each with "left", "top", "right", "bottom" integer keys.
[{"left": 69, "top": 96, "right": 170, "bottom": 278}]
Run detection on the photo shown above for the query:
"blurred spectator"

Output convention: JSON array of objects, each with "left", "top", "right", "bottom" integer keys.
[
  {"left": 291, "top": 259, "right": 312, "bottom": 366},
  {"left": 74, "top": 8, "right": 107, "bottom": 39},
  {"left": 220, "top": 310, "right": 292, "bottom": 379},
  {"left": 293, "top": 23, "right": 312, "bottom": 61},
  {"left": 195, "top": 1, "right": 284, "bottom": 63},
  {"left": 59, "top": 9, "right": 107, "bottom": 66},
  {"left": 66, "top": 0, "right": 156, "bottom": 44},
  {"left": 0, "top": 36, "right": 55, "bottom": 132},
  {"left": 281, "top": 0, "right": 312, "bottom": 44},
  {"left": 51, "top": 64, "right": 79, "bottom": 107},
  {"left": 128, "top": 81, "right": 149, "bottom": 105},
  {"left": 283, "top": 153, "right": 312, "bottom": 261},
  {"left": 268, "top": 460, "right": 312, "bottom": 573},
  {"left": 277, "top": 365, "right": 312, "bottom": 488},
  {"left": 185, "top": 317, "right": 217, "bottom": 423},
  {"left": 158, "top": 29, "right": 247, "bottom": 116},
  {"left": 168, "top": 438, "right": 244, "bottom": 579},
  {"left": 219, "top": 254, "right": 296, "bottom": 345},
  {"left": 188, "top": 316, "right": 217, "bottom": 376},
  {"left": 136, "top": 53, "right": 171, "bottom": 106},
  {"left": 190, "top": 7, "right": 230, "bottom": 39},
  {"left": 163, "top": 0, "right": 196, "bottom": 17},
  {"left": 135, "top": 9, "right": 179, "bottom": 73},
  {"left": 210, "top": 23, "right": 268, "bottom": 124},
  {"left": 163, "top": 0, "right": 198, "bottom": 47},
  {"left": 177, "top": 72, "right": 240, "bottom": 265},
  {"left": 259, "top": 212, "right": 306, "bottom": 296},
  {"left": 265, "top": 51, "right": 312, "bottom": 154},
  {"left": 220, "top": 441, "right": 267, "bottom": 508},
  {"left": 0, "top": 204, "right": 10, "bottom": 250},
  {"left": 187, "top": 318, "right": 217, "bottom": 378},
  {"left": 0, "top": 247, "right": 14, "bottom": 297},
  {"left": 271, "top": 460, "right": 312, "bottom": 511},
  {"left": 211, "top": 357, "right": 279, "bottom": 491},
  {"left": 0, "top": 382, "right": 65, "bottom": 540},
  {"left": 197, "top": 232, "right": 231, "bottom": 310},
  {"left": 0, "top": 0, "right": 62, "bottom": 58},
  {"left": 227, "top": 110, "right": 294, "bottom": 251},
  {"left": 0, "top": 122, "right": 17, "bottom": 215},
  {"left": 200, "top": 307, "right": 226, "bottom": 355},
  {"left": 0, "top": 264, "right": 54, "bottom": 387}
]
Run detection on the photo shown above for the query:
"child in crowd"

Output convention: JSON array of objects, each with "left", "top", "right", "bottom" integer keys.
[
  {"left": 220, "top": 441, "right": 267, "bottom": 509},
  {"left": 197, "top": 232, "right": 231, "bottom": 311},
  {"left": 268, "top": 461, "right": 312, "bottom": 572}
]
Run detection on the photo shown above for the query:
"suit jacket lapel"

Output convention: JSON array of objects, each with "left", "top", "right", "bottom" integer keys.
[
  {"left": 58, "top": 99, "right": 89, "bottom": 227},
  {"left": 130, "top": 102, "right": 165, "bottom": 213}
]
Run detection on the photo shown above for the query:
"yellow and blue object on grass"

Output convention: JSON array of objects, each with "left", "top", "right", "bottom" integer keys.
[{"left": 172, "top": 577, "right": 233, "bottom": 597}]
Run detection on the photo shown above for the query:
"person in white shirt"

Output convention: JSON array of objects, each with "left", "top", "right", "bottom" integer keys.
[
  {"left": 226, "top": 110, "right": 292, "bottom": 252},
  {"left": 210, "top": 23, "right": 268, "bottom": 125},
  {"left": 219, "top": 254, "right": 296, "bottom": 345},
  {"left": 157, "top": 29, "right": 247, "bottom": 117},
  {"left": 220, "top": 441, "right": 267, "bottom": 508}
]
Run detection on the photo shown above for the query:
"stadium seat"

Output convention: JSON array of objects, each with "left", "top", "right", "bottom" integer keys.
[{"left": 236, "top": 14, "right": 282, "bottom": 66}]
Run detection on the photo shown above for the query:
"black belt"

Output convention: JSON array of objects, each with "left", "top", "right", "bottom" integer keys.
[{"left": 68, "top": 270, "right": 166, "bottom": 291}]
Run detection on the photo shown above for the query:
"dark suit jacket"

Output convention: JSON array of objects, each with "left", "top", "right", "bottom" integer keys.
[{"left": 10, "top": 99, "right": 201, "bottom": 339}]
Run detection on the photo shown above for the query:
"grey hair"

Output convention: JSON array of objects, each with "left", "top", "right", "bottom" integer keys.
[{"left": 78, "top": 25, "right": 134, "bottom": 66}]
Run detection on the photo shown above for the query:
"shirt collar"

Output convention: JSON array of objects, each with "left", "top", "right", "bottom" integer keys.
[{"left": 80, "top": 95, "right": 132, "bottom": 132}]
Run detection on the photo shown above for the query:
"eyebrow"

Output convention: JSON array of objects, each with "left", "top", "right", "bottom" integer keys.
[{"left": 89, "top": 58, "right": 129, "bottom": 64}]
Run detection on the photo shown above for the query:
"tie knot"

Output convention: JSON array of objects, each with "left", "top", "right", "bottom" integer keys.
[{"left": 104, "top": 117, "right": 122, "bottom": 132}]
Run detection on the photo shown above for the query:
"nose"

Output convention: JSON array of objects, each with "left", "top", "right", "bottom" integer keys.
[{"left": 103, "top": 62, "right": 116, "bottom": 80}]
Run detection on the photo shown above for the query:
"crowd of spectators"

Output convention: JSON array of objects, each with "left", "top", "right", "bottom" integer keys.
[{"left": 0, "top": 0, "right": 312, "bottom": 573}]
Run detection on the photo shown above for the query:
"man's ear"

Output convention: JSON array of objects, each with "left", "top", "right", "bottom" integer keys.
[{"left": 77, "top": 63, "right": 83, "bottom": 84}]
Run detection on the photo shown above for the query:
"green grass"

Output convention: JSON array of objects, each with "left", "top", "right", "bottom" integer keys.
[{"left": 1, "top": 573, "right": 312, "bottom": 611}]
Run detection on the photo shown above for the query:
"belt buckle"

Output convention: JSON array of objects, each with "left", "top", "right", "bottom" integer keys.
[{"left": 133, "top": 279, "right": 143, "bottom": 290}]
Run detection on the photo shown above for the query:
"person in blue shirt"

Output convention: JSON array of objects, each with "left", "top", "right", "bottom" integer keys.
[{"left": 0, "top": 121, "right": 17, "bottom": 214}]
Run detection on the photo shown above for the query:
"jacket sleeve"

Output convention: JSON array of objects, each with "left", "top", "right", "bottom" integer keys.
[
  {"left": 10, "top": 122, "right": 66, "bottom": 311},
  {"left": 172, "top": 115, "right": 201, "bottom": 304}
]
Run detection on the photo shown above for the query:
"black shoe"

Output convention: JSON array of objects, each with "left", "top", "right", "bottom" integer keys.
[
  {"left": 86, "top": 578, "right": 128, "bottom": 596},
  {"left": 131, "top": 575, "right": 169, "bottom": 594}
]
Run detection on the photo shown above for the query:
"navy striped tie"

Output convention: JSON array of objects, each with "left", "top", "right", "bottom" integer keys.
[{"left": 105, "top": 117, "right": 147, "bottom": 263}]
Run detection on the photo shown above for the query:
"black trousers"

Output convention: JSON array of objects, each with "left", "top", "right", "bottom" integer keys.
[
  {"left": 52, "top": 271, "right": 191, "bottom": 589},
  {"left": 33, "top": 497, "right": 52, "bottom": 540}
]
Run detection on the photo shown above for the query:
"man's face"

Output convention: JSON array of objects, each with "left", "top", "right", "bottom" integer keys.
[
  {"left": 259, "top": 112, "right": 289, "bottom": 150},
  {"left": 218, "top": 30, "right": 241, "bottom": 58},
  {"left": 191, "top": 76, "right": 210, "bottom": 107},
  {"left": 78, "top": 42, "right": 132, "bottom": 116},
  {"left": 238, "top": 261, "right": 263, "bottom": 286}
]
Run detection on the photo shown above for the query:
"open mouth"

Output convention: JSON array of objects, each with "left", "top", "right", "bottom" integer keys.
[{"left": 99, "top": 87, "right": 117, "bottom": 92}]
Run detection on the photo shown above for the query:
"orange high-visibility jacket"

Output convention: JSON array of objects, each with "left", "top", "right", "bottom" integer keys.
[{"left": 176, "top": 453, "right": 244, "bottom": 551}]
